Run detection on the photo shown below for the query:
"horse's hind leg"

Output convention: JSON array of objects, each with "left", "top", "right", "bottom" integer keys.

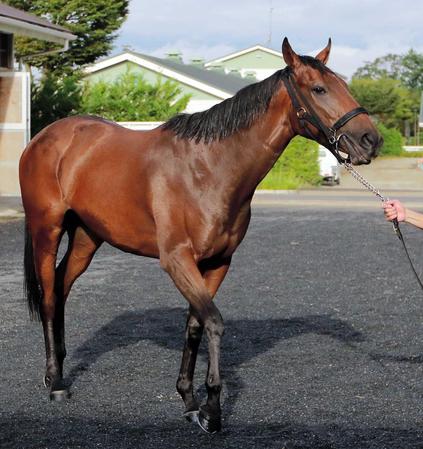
[
  {"left": 29, "top": 214, "right": 67, "bottom": 399},
  {"left": 53, "top": 222, "right": 102, "bottom": 392},
  {"left": 177, "top": 307, "right": 203, "bottom": 419}
]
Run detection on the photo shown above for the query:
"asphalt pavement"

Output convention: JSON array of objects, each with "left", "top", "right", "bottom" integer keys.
[{"left": 1, "top": 204, "right": 422, "bottom": 449}]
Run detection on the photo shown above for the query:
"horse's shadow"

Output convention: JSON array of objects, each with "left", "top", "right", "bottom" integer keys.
[{"left": 67, "top": 307, "right": 365, "bottom": 416}]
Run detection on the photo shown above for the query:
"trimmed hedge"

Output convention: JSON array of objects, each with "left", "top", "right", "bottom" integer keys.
[
  {"left": 376, "top": 123, "right": 403, "bottom": 156},
  {"left": 259, "top": 136, "right": 320, "bottom": 189}
]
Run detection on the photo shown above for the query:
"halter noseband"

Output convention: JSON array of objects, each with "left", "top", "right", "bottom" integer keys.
[{"left": 282, "top": 71, "right": 368, "bottom": 163}]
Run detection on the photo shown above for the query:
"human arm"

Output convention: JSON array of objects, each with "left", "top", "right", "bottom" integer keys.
[{"left": 383, "top": 200, "right": 423, "bottom": 229}]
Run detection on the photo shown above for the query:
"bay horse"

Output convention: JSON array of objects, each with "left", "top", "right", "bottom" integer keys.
[{"left": 19, "top": 38, "right": 381, "bottom": 433}]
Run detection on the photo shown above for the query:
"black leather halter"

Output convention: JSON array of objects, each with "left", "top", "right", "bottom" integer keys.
[{"left": 282, "top": 71, "right": 368, "bottom": 163}]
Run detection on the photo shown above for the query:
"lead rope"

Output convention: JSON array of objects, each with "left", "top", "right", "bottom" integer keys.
[{"left": 342, "top": 161, "right": 423, "bottom": 290}]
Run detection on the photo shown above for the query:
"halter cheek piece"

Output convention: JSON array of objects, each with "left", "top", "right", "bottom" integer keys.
[{"left": 282, "top": 71, "right": 368, "bottom": 163}]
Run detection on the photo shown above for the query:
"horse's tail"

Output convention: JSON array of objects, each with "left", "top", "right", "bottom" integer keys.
[{"left": 24, "top": 223, "right": 42, "bottom": 321}]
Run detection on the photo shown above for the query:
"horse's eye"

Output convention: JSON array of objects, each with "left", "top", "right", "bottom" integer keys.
[{"left": 312, "top": 86, "right": 326, "bottom": 94}]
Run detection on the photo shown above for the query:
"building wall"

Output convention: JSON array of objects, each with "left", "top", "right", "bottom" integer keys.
[
  {"left": 0, "top": 70, "right": 29, "bottom": 195},
  {"left": 209, "top": 49, "right": 284, "bottom": 80}
]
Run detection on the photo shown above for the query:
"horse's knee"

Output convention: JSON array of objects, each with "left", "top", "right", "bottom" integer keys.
[
  {"left": 187, "top": 314, "right": 203, "bottom": 339},
  {"left": 204, "top": 306, "right": 224, "bottom": 337}
]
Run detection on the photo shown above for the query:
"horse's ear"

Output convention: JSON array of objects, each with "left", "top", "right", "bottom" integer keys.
[
  {"left": 315, "top": 38, "right": 332, "bottom": 65},
  {"left": 282, "top": 37, "right": 300, "bottom": 68}
]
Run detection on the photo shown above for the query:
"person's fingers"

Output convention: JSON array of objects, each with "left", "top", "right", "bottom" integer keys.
[
  {"left": 384, "top": 207, "right": 397, "bottom": 216},
  {"left": 383, "top": 201, "right": 395, "bottom": 209},
  {"left": 383, "top": 207, "right": 396, "bottom": 215}
]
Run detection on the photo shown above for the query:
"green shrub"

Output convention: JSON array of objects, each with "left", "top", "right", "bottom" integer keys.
[
  {"left": 376, "top": 123, "right": 403, "bottom": 156},
  {"left": 259, "top": 136, "right": 320, "bottom": 189},
  {"left": 81, "top": 72, "right": 190, "bottom": 121}
]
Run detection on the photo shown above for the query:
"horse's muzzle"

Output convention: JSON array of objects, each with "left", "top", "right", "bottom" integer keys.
[{"left": 360, "top": 131, "right": 383, "bottom": 159}]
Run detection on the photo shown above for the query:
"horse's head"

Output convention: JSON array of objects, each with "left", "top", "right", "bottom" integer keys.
[{"left": 281, "top": 38, "right": 382, "bottom": 165}]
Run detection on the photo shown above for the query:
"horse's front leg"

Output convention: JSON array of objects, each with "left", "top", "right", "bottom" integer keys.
[
  {"left": 161, "top": 248, "right": 229, "bottom": 433},
  {"left": 176, "top": 258, "right": 231, "bottom": 424}
]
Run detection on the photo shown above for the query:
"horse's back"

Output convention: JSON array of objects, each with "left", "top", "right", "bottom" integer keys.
[
  {"left": 19, "top": 116, "right": 166, "bottom": 254},
  {"left": 20, "top": 115, "right": 162, "bottom": 188}
]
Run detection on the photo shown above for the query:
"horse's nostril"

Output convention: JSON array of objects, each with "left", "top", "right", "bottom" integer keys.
[
  {"left": 361, "top": 133, "right": 374, "bottom": 148},
  {"left": 360, "top": 132, "right": 382, "bottom": 154}
]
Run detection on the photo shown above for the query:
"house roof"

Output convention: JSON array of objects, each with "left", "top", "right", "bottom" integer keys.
[
  {"left": 85, "top": 51, "right": 254, "bottom": 99},
  {"left": 205, "top": 44, "right": 282, "bottom": 66},
  {"left": 0, "top": 2, "right": 75, "bottom": 44}
]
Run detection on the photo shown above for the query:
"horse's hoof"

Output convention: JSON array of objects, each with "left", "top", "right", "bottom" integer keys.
[
  {"left": 49, "top": 388, "right": 71, "bottom": 402},
  {"left": 197, "top": 407, "right": 221, "bottom": 434},
  {"left": 46, "top": 378, "right": 71, "bottom": 401},
  {"left": 183, "top": 409, "right": 199, "bottom": 423}
]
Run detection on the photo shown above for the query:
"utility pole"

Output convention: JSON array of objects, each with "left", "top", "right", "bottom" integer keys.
[{"left": 267, "top": 0, "right": 274, "bottom": 47}]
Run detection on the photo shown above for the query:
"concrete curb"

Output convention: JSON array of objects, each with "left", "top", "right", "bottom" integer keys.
[{"left": 0, "top": 209, "right": 24, "bottom": 220}]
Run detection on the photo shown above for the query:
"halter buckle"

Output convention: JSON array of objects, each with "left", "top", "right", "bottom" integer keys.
[
  {"left": 328, "top": 134, "right": 337, "bottom": 145},
  {"left": 296, "top": 107, "right": 307, "bottom": 119}
]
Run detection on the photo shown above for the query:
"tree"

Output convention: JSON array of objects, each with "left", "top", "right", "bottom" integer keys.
[
  {"left": 81, "top": 72, "right": 191, "bottom": 121},
  {"left": 349, "top": 77, "right": 417, "bottom": 132},
  {"left": 3, "top": 0, "right": 129, "bottom": 75},
  {"left": 400, "top": 50, "right": 423, "bottom": 91},
  {"left": 353, "top": 54, "right": 403, "bottom": 80},
  {"left": 4, "top": 0, "right": 129, "bottom": 135},
  {"left": 31, "top": 73, "right": 81, "bottom": 135},
  {"left": 353, "top": 50, "right": 423, "bottom": 91}
]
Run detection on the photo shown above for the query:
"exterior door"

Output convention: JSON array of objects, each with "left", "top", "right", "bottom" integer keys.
[{"left": 0, "top": 71, "right": 30, "bottom": 195}]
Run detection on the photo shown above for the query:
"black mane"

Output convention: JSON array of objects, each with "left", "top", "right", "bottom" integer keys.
[
  {"left": 162, "top": 68, "right": 287, "bottom": 143},
  {"left": 162, "top": 57, "right": 333, "bottom": 144}
]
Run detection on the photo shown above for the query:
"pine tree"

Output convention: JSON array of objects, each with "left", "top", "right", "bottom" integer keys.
[{"left": 3, "top": 0, "right": 129, "bottom": 75}]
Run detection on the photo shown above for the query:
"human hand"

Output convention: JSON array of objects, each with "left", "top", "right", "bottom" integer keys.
[{"left": 383, "top": 200, "right": 406, "bottom": 222}]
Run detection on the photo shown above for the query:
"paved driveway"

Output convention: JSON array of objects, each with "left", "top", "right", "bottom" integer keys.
[{"left": 0, "top": 206, "right": 422, "bottom": 448}]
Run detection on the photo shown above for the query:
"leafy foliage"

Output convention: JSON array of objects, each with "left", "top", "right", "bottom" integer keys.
[
  {"left": 376, "top": 123, "right": 404, "bottom": 156},
  {"left": 353, "top": 50, "right": 423, "bottom": 91},
  {"left": 259, "top": 137, "right": 320, "bottom": 189},
  {"left": 31, "top": 73, "right": 82, "bottom": 136},
  {"left": 3, "top": 0, "right": 129, "bottom": 75},
  {"left": 349, "top": 77, "right": 417, "bottom": 129},
  {"left": 352, "top": 49, "right": 423, "bottom": 142},
  {"left": 81, "top": 72, "right": 191, "bottom": 121}
]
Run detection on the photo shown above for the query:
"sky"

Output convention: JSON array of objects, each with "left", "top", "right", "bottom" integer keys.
[{"left": 114, "top": 0, "right": 423, "bottom": 79}]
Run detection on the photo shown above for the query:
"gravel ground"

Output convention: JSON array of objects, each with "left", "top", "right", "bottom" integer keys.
[{"left": 0, "top": 207, "right": 422, "bottom": 449}]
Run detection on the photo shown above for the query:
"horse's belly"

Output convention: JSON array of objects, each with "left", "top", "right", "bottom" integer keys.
[{"left": 72, "top": 203, "right": 159, "bottom": 258}]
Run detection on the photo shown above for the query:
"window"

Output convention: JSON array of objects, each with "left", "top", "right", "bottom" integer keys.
[{"left": 0, "top": 33, "right": 13, "bottom": 69}]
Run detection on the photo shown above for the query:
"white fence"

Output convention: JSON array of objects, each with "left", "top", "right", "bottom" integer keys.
[
  {"left": 117, "top": 121, "right": 163, "bottom": 131},
  {"left": 403, "top": 145, "right": 423, "bottom": 152}
]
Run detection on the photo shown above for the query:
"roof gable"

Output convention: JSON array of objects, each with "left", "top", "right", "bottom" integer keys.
[
  {"left": 205, "top": 45, "right": 282, "bottom": 66},
  {"left": 85, "top": 51, "right": 253, "bottom": 99}
]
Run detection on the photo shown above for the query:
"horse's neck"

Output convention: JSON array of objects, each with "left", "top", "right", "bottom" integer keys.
[{"left": 215, "top": 97, "right": 295, "bottom": 203}]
